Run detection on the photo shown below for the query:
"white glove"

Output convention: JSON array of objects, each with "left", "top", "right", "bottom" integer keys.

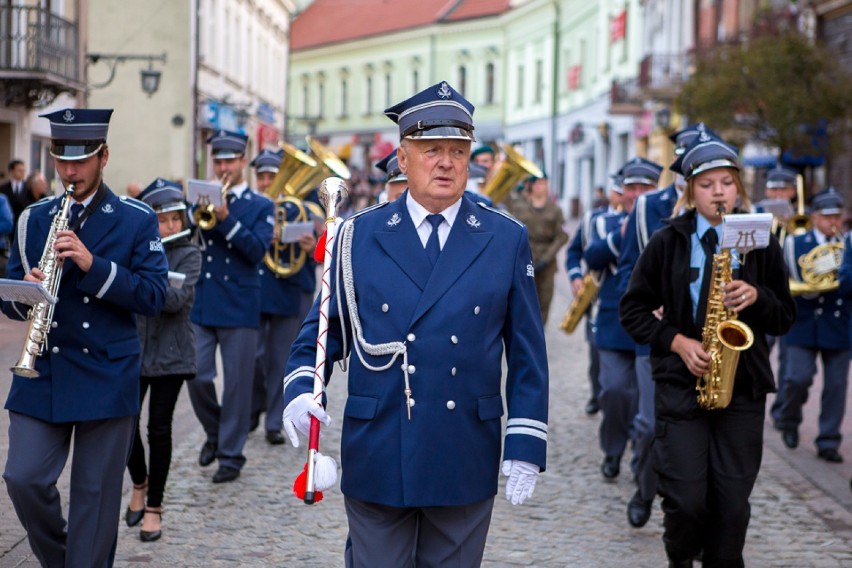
[
  {"left": 502, "top": 459, "right": 540, "bottom": 505},
  {"left": 282, "top": 392, "right": 332, "bottom": 448}
]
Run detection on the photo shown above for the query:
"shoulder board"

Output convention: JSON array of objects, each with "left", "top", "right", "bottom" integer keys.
[
  {"left": 348, "top": 201, "right": 389, "bottom": 222},
  {"left": 119, "top": 195, "right": 154, "bottom": 214},
  {"left": 476, "top": 202, "right": 524, "bottom": 227},
  {"left": 26, "top": 196, "right": 57, "bottom": 210}
]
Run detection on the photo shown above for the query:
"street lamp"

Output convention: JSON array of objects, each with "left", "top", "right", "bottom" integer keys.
[{"left": 87, "top": 52, "right": 168, "bottom": 96}]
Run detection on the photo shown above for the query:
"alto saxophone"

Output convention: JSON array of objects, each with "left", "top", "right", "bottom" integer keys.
[
  {"left": 696, "top": 207, "right": 755, "bottom": 410},
  {"left": 11, "top": 185, "right": 76, "bottom": 378}
]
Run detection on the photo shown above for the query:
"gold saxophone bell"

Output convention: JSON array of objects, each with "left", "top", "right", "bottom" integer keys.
[
  {"left": 194, "top": 174, "right": 232, "bottom": 230},
  {"left": 483, "top": 144, "right": 543, "bottom": 205}
]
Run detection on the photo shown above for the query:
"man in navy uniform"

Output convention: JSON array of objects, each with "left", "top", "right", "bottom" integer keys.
[
  {"left": 187, "top": 131, "right": 275, "bottom": 482},
  {"left": 777, "top": 187, "right": 850, "bottom": 462},
  {"left": 585, "top": 157, "right": 661, "bottom": 488},
  {"left": 281, "top": 81, "right": 549, "bottom": 567},
  {"left": 249, "top": 148, "right": 317, "bottom": 444},
  {"left": 2, "top": 108, "right": 168, "bottom": 567},
  {"left": 565, "top": 175, "right": 621, "bottom": 415}
]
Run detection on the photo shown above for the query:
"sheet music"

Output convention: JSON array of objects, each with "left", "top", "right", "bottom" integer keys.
[
  {"left": 167, "top": 271, "right": 186, "bottom": 289},
  {"left": 185, "top": 179, "right": 224, "bottom": 207},
  {"left": 755, "top": 199, "right": 795, "bottom": 220},
  {"left": 280, "top": 222, "right": 315, "bottom": 244},
  {"left": 0, "top": 278, "right": 57, "bottom": 305},
  {"left": 721, "top": 213, "right": 774, "bottom": 253}
]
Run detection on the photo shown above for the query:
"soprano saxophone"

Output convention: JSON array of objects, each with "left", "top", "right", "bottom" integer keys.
[
  {"left": 11, "top": 185, "right": 76, "bottom": 378},
  {"left": 696, "top": 206, "right": 754, "bottom": 410}
]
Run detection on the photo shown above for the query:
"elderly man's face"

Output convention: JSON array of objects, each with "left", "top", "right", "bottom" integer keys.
[{"left": 398, "top": 138, "right": 470, "bottom": 213}]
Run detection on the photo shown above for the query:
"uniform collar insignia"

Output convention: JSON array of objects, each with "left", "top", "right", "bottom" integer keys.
[
  {"left": 387, "top": 212, "right": 401, "bottom": 226},
  {"left": 49, "top": 204, "right": 58, "bottom": 215},
  {"left": 102, "top": 203, "right": 114, "bottom": 214},
  {"left": 466, "top": 214, "right": 480, "bottom": 228}
]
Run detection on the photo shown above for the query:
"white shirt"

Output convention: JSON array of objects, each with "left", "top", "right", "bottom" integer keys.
[{"left": 406, "top": 193, "right": 462, "bottom": 251}]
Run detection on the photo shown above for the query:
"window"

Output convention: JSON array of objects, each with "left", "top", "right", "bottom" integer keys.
[
  {"left": 319, "top": 82, "right": 325, "bottom": 118},
  {"left": 412, "top": 69, "right": 419, "bottom": 93},
  {"left": 340, "top": 78, "right": 348, "bottom": 117},
  {"left": 458, "top": 65, "right": 467, "bottom": 95},
  {"left": 385, "top": 72, "right": 392, "bottom": 108},
  {"left": 365, "top": 75, "right": 373, "bottom": 116},
  {"left": 485, "top": 62, "right": 495, "bottom": 104},
  {"left": 516, "top": 65, "right": 524, "bottom": 108},
  {"left": 534, "top": 59, "right": 543, "bottom": 104},
  {"left": 302, "top": 82, "right": 309, "bottom": 119}
]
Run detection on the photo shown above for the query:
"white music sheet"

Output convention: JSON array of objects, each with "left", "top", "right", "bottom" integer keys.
[
  {"left": 721, "top": 213, "right": 774, "bottom": 254},
  {"left": 185, "top": 179, "right": 224, "bottom": 207},
  {"left": 0, "top": 278, "right": 57, "bottom": 305}
]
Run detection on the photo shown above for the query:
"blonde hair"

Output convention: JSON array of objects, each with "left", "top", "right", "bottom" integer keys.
[{"left": 672, "top": 167, "right": 751, "bottom": 217}]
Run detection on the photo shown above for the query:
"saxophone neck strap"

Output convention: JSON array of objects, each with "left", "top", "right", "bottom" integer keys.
[{"left": 70, "top": 183, "right": 108, "bottom": 231}]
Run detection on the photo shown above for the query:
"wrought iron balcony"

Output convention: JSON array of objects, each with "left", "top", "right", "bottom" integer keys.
[
  {"left": 0, "top": 5, "right": 84, "bottom": 107},
  {"left": 637, "top": 53, "right": 692, "bottom": 100},
  {"left": 609, "top": 77, "right": 643, "bottom": 115}
]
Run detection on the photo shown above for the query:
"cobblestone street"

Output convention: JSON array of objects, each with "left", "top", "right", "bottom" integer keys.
[{"left": 1, "top": 260, "right": 851, "bottom": 567}]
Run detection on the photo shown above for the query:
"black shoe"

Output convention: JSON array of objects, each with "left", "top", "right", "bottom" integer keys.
[
  {"left": 627, "top": 490, "right": 653, "bottom": 528},
  {"left": 212, "top": 465, "right": 240, "bottom": 483},
  {"left": 817, "top": 448, "right": 844, "bottom": 463},
  {"left": 125, "top": 506, "right": 144, "bottom": 527},
  {"left": 782, "top": 428, "right": 799, "bottom": 449},
  {"left": 249, "top": 411, "right": 261, "bottom": 432},
  {"left": 266, "top": 431, "right": 285, "bottom": 445},
  {"left": 601, "top": 454, "right": 620, "bottom": 481},
  {"left": 139, "top": 508, "right": 162, "bottom": 542},
  {"left": 585, "top": 398, "right": 600, "bottom": 415},
  {"left": 198, "top": 441, "right": 217, "bottom": 467}
]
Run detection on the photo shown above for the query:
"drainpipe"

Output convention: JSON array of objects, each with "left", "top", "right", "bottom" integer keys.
[{"left": 550, "top": 0, "right": 561, "bottom": 203}]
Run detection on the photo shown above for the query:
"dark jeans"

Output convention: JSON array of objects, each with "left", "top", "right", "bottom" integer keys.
[{"left": 127, "top": 374, "right": 192, "bottom": 507}]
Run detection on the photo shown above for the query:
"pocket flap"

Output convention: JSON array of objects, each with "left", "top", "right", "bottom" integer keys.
[
  {"left": 477, "top": 394, "right": 504, "bottom": 421},
  {"left": 344, "top": 395, "right": 378, "bottom": 420},
  {"left": 106, "top": 337, "right": 141, "bottom": 360}
]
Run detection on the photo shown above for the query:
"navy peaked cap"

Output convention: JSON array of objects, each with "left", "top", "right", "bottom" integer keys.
[
  {"left": 610, "top": 173, "right": 624, "bottom": 194},
  {"left": 251, "top": 149, "right": 284, "bottom": 173},
  {"left": 766, "top": 166, "right": 798, "bottom": 189},
  {"left": 811, "top": 187, "right": 843, "bottom": 215},
  {"left": 40, "top": 108, "right": 113, "bottom": 160},
  {"left": 138, "top": 177, "right": 186, "bottom": 213},
  {"left": 384, "top": 81, "right": 475, "bottom": 141},
  {"left": 619, "top": 157, "right": 663, "bottom": 186},
  {"left": 375, "top": 149, "right": 407, "bottom": 183},
  {"left": 207, "top": 129, "right": 248, "bottom": 158},
  {"left": 669, "top": 122, "right": 718, "bottom": 155},
  {"left": 670, "top": 131, "right": 739, "bottom": 179},
  {"left": 470, "top": 145, "right": 495, "bottom": 160}
]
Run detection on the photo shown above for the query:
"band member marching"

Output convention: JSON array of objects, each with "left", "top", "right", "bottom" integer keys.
[
  {"left": 280, "top": 81, "right": 549, "bottom": 567},
  {"left": 186, "top": 131, "right": 275, "bottom": 483},
  {"left": 2, "top": 108, "right": 168, "bottom": 567},
  {"left": 620, "top": 133, "right": 795, "bottom": 568},
  {"left": 775, "top": 187, "right": 850, "bottom": 462}
]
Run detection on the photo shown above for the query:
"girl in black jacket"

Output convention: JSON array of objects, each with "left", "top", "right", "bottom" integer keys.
[{"left": 619, "top": 134, "right": 795, "bottom": 568}]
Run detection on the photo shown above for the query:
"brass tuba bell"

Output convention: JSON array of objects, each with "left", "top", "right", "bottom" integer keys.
[
  {"left": 482, "top": 143, "right": 544, "bottom": 205},
  {"left": 284, "top": 136, "right": 351, "bottom": 199}
]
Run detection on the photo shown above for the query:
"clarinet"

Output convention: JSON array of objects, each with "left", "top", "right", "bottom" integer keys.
[{"left": 11, "top": 185, "right": 76, "bottom": 378}]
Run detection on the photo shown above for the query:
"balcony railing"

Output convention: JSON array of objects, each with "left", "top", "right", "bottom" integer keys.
[
  {"left": 0, "top": 5, "right": 83, "bottom": 106},
  {"left": 609, "top": 77, "right": 643, "bottom": 115},
  {"left": 637, "top": 53, "right": 691, "bottom": 98}
]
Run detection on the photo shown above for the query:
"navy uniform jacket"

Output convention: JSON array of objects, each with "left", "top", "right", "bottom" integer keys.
[
  {"left": 190, "top": 184, "right": 274, "bottom": 328},
  {"left": 838, "top": 232, "right": 852, "bottom": 349},
  {"left": 784, "top": 230, "right": 850, "bottom": 350},
  {"left": 2, "top": 187, "right": 168, "bottom": 422},
  {"left": 584, "top": 210, "right": 634, "bottom": 352},
  {"left": 565, "top": 205, "right": 605, "bottom": 282},
  {"left": 259, "top": 258, "right": 316, "bottom": 317},
  {"left": 283, "top": 192, "right": 548, "bottom": 508}
]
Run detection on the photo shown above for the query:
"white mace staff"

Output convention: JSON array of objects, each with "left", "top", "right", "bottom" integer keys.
[{"left": 303, "top": 176, "right": 348, "bottom": 505}]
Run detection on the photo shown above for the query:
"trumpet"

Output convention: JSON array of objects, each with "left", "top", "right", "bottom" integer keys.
[
  {"left": 193, "top": 174, "right": 232, "bottom": 230},
  {"left": 784, "top": 174, "right": 812, "bottom": 238}
]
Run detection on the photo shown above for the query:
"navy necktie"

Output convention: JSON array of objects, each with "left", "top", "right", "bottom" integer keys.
[
  {"left": 425, "top": 214, "right": 444, "bottom": 267},
  {"left": 696, "top": 228, "right": 719, "bottom": 329},
  {"left": 69, "top": 203, "right": 84, "bottom": 228}
]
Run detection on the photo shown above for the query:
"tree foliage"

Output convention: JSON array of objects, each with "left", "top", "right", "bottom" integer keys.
[{"left": 676, "top": 33, "right": 852, "bottom": 160}]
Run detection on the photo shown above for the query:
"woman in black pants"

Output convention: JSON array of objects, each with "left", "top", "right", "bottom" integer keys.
[
  {"left": 619, "top": 133, "right": 795, "bottom": 568},
  {"left": 126, "top": 179, "right": 201, "bottom": 542}
]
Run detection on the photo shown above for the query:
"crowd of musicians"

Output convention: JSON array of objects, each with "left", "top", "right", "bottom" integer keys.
[{"left": 0, "top": 79, "right": 848, "bottom": 568}]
